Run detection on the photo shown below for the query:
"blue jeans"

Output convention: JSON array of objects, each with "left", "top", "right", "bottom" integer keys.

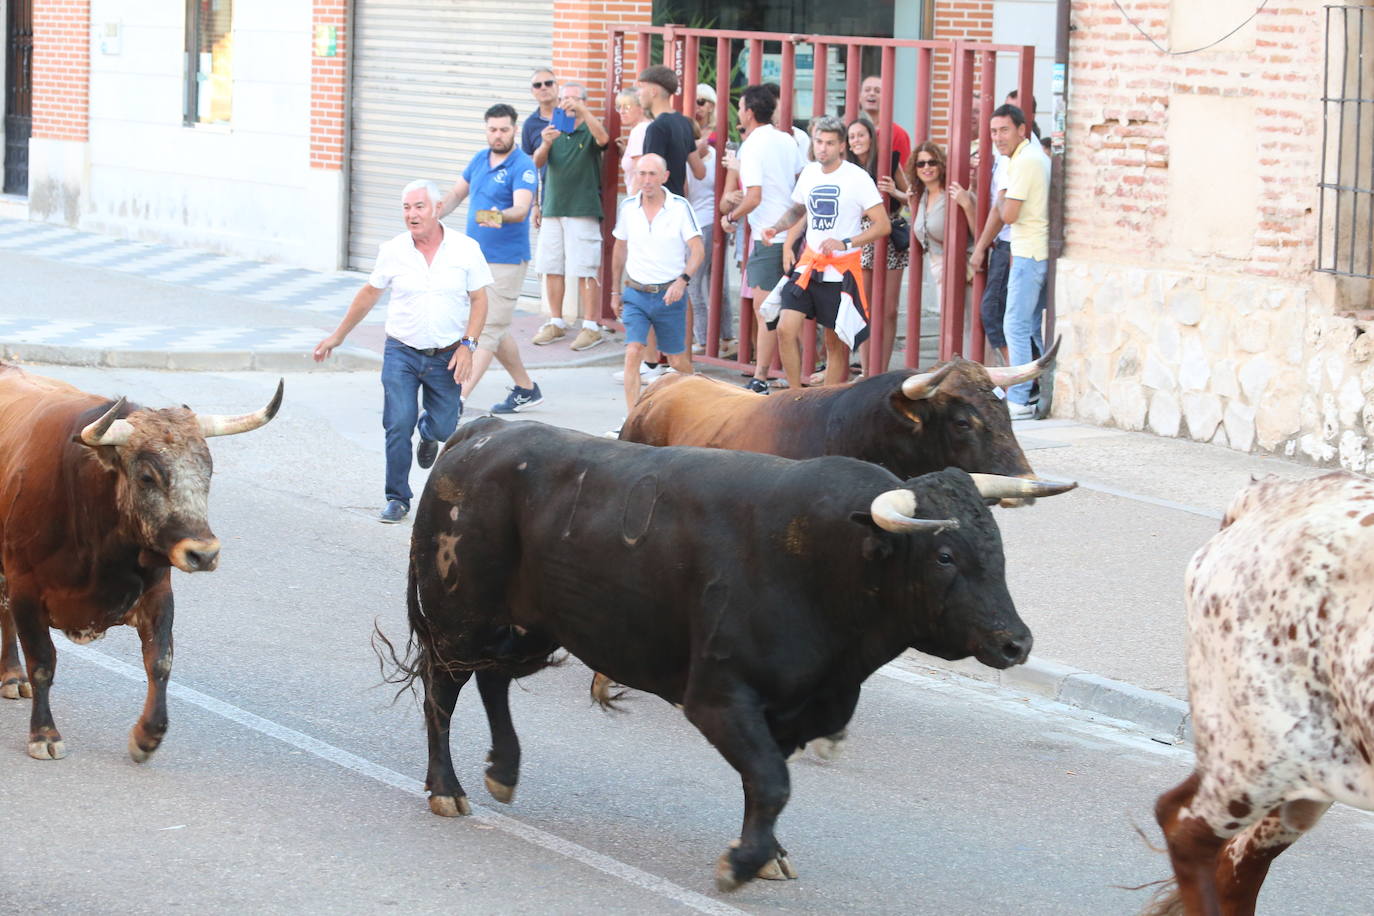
[
  {"left": 1003, "top": 255, "right": 1048, "bottom": 405},
  {"left": 381, "top": 337, "right": 463, "bottom": 506}
]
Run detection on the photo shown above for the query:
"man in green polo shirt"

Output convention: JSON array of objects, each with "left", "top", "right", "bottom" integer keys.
[
  {"left": 991, "top": 102, "right": 1051, "bottom": 420},
  {"left": 531, "top": 82, "right": 611, "bottom": 351}
]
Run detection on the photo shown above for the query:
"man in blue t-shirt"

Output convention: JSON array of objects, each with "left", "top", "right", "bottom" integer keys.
[{"left": 438, "top": 103, "right": 544, "bottom": 414}]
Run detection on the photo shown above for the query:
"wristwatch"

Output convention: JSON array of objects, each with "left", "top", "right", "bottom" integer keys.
[
  {"left": 458, "top": 337, "right": 479, "bottom": 351},
  {"left": 679, "top": 272, "right": 691, "bottom": 283},
  {"left": 842, "top": 237, "right": 853, "bottom": 248}
]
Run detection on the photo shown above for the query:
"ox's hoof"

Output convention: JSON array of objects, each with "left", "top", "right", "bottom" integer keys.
[
  {"left": 807, "top": 729, "right": 847, "bottom": 760},
  {"left": 484, "top": 773, "right": 516, "bottom": 804},
  {"left": 27, "top": 736, "right": 66, "bottom": 760},
  {"left": 428, "top": 794, "right": 471, "bottom": 817},
  {"left": 757, "top": 854, "right": 798, "bottom": 881},
  {"left": 1, "top": 677, "right": 31, "bottom": 699},
  {"left": 714, "top": 839, "right": 798, "bottom": 891},
  {"left": 128, "top": 732, "right": 161, "bottom": 764}
]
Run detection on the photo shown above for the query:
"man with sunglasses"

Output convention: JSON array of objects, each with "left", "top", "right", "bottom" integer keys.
[{"left": 522, "top": 68, "right": 559, "bottom": 161}]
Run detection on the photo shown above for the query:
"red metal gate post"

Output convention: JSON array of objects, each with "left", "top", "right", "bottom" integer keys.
[
  {"left": 868, "top": 45, "right": 896, "bottom": 375},
  {"left": 940, "top": 43, "right": 974, "bottom": 361},
  {"left": 599, "top": 29, "right": 626, "bottom": 324},
  {"left": 709, "top": 35, "right": 732, "bottom": 366},
  {"left": 905, "top": 46, "right": 933, "bottom": 369},
  {"left": 966, "top": 49, "right": 997, "bottom": 364}
]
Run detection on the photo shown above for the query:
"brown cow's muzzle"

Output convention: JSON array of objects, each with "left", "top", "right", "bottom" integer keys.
[{"left": 168, "top": 538, "right": 221, "bottom": 573}]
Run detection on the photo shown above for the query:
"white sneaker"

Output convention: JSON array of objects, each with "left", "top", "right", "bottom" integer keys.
[
  {"left": 1008, "top": 401, "right": 1035, "bottom": 420},
  {"left": 612, "top": 363, "right": 665, "bottom": 383},
  {"left": 691, "top": 343, "right": 705, "bottom": 355}
]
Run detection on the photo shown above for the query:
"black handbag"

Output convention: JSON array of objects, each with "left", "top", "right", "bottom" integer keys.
[{"left": 888, "top": 214, "right": 911, "bottom": 253}]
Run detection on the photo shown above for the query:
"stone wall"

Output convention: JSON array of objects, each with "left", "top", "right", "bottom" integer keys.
[
  {"left": 1053, "top": 0, "right": 1374, "bottom": 470},
  {"left": 1054, "top": 259, "right": 1374, "bottom": 471}
]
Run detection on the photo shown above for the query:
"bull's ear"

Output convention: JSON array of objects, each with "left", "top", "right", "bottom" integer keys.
[
  {"left": 71, "top": 434, "right": 121, "bottom": 470},
  {"left": 849, "top": 511, "right": 895, "bottom": 560}
]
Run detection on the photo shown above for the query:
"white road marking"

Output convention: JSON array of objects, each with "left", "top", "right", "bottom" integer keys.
[{"left": 64, "top": 643, "right": 747, "bottom": 916}]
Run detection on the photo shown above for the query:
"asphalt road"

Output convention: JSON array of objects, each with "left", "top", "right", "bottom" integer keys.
[{"left": 2, "top": 367, "right": 1371, "bottom": 914}]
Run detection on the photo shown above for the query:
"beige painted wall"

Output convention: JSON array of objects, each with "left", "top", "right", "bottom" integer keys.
[{"left": 1166, "top": 95, "right": 1258, "bottom": 262}]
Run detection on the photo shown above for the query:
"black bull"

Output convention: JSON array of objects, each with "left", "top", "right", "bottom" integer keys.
[{"left": 390, "top": 418, "right": 1073, "bottom": 890}]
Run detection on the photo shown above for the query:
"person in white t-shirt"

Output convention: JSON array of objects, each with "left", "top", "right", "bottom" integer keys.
[
  {"left": 684, "top": 121, "right": 735, "bottom": 358},
  {"left": 616, "top": 90, "right": 650, "bottom": 195},
  {"left": 966, "top": 143, "right": 1014, "bottom": 364},
  {"left": 313, "top": 180, "right": 491, "bottom": 524},
  {"left": 761, "top": 117, "right": 888, "bottom": 393},
  {"left": 720, "top": 84, "right": 807, "bottom": 394}
]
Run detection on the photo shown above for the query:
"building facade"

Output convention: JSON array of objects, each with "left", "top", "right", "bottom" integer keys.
[
  {"left": 1053, "top": 0, "right": 1374, "bottom": 471},
  {"left": 0, "top": 0, "right": 1041, "bottom": 271}
]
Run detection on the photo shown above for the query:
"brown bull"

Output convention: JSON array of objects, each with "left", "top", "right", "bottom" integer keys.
[
  {"left": 0, "top": 363, "right": 281, "bottom": 760},
  {"left": 622, "top": 340, "right": 1061, "bottom": 498}
]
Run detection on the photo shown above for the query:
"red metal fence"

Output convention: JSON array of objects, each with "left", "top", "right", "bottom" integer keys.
[{"left": 599, "top": 25, "right": 1038, "bottom": 375}]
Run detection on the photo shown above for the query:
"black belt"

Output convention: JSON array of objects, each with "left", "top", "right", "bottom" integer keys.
[
  {"left": 625, "top": 277, "right": 676, "bottom": 294},
  {"left": 392, "top": 337, "right": 458, "bottom": 357}
]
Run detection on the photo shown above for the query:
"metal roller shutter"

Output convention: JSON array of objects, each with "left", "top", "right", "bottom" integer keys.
[{"left": 348, "top": 0, "right": 553, "bottom": 279}]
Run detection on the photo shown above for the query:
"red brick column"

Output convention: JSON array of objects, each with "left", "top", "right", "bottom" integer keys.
[
  {"left": 931, "top": 0, "right": 994, "bottom": 145},
  {"left": 311, "top": 1, "right": 347, "bottom": 169},
  {"left": 553, "top": 0, "right": 653, "bottom": 109},
  {"left": 31, "top": 0, "right": 89, "bottom": 142}
]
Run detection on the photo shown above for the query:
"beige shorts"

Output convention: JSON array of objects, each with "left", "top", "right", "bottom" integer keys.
[
  {"left": 535, "top": 216, "right": 602, "bottom": 278},
  {"left": 478, "top": 261, "right": 529, "bottom": 351}
]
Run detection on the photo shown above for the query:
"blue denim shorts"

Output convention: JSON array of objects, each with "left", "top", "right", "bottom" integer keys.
[{"left": 622, "top": 286, "right": 688, "bottom": 354}]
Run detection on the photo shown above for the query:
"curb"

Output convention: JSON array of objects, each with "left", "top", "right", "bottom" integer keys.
[
  {"left": 2, "top": 343, "right": 383, "bottom": 373},
  {"left": 905, "top": 650, "right": 1193, "bottom": 744}
]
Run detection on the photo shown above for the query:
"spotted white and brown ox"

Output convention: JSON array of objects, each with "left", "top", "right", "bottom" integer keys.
[
  {"left": 0, "top": 363, "right": 282, "bottom": 761},
  {"left": 1147, "top": 472, "right": 1374, "bottom": 916}
]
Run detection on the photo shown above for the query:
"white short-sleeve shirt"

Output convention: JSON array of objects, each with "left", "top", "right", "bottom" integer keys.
[
  {"left": 612, "top": 189, "right": 702, "bottom": 284},
  {"left": 737, "top": 124, "right": 807, "bottom": 234},
  {"left": 791, "top": 160, "right": 883, "bottom": 279},
  {"left": 368, "top": 228, "right": 494, "bottom": 349},
  {"left": 990, "top": 154, "right": 1013, "bottom": 244}
]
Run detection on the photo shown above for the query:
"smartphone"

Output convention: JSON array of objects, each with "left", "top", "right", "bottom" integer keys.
[{"left": 552, "top": 108, "right": 576, "bottom": 133}]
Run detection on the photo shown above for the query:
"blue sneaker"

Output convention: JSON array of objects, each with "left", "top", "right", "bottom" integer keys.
[
  {"left": 378, "top": 500, "right": 409, "bottom": 524},
  {"left": 492, "top": 382, "right": 543, "bottom": 414}
]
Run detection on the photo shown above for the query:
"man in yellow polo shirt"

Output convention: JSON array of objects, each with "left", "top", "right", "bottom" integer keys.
[{"left": 991, "top": 103, "right": 1051, "bottom": 419}]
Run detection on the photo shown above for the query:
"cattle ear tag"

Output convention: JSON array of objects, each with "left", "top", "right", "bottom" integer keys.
[{"left": 993, "top": 386, "right": 1006, "bottom": 400}]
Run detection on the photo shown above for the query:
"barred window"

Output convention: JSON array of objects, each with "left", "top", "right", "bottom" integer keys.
[
  {"left": 1319, "top": 4, "right": 1374, "bottom": 279},
  {"left": 184, "top": 0, "right": 233, "bottom": 126}
]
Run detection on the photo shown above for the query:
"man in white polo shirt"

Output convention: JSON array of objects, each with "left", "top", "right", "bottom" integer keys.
[
  {"left": 313, "top": 179, "right": 492, "bottom": 524},
  {"left": 609, "top": 154, "right": 704, "bottom": 417}
]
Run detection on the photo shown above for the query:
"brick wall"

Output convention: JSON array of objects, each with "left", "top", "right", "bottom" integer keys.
[
  {"left": 32, "top": 0, "right": 89, "bottom": 142},
  {"left": 1064, "top": 0, "right": 1322, "bottom": 280},
  {"left": 553, "top": 0, "right": 652, "bottom": 111},
  {"left": 311, "top": 0, "right": 347, "bottom": 169},
  {"left": 932, "top": 0, "right": 994, "bottom": 144}
]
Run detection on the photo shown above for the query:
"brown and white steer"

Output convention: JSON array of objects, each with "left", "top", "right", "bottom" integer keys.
[
  {"left": 0, "top": 364, "right": 282, "bottom": 760},
  {"left": 1148, "top": 472, "right": 1374, "bottom": 916}
]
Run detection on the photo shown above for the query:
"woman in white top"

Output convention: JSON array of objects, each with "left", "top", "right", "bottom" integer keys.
[
  {"left": 616, "top": 91, "right": 649, "bottom": 195},
  {"left": 904, "top": 141, "right": 975, "bottom": 315}
]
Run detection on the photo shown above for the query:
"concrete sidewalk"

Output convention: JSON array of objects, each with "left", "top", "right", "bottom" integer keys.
[{"left": 1, "top": 216, "right": 1333, "bottom": 747}]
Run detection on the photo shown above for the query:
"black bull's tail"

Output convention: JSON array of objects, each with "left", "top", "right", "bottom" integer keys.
[
  {"left": 371, "top": 546, "right": 430, "bottom": 703},
  {"left": 372, "top": 538, "right": 564, "bottom": 706}
]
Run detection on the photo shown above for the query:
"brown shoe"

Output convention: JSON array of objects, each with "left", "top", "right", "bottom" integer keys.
[
  {"left": 532, "top": 322, "right": 566, "bottom": 345},
  {"left": 570, "top": 327, "right": 608, "bottom": 351},
  {"left": 719, "top": 338, "right": 739, "bottom": 359}
]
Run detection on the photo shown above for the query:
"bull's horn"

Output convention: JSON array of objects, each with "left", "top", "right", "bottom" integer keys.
[
  {"left": 986, "top": 336, "right": 1062, "bottom": 389},
  {"left": 869, "top": 489, "right": 960, "bottom": 534},
  {"left": 969, "top": 473, "right": 1077, "bottom": 500},
  {"left": 900, "top": 362, "right": 955, "bottom": 400},
  {"left": 78, "top": 397, "right": 134, "bottom": 446},
  {"left": 197, "top": 379, "right": 284, "bottom": 438}
]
